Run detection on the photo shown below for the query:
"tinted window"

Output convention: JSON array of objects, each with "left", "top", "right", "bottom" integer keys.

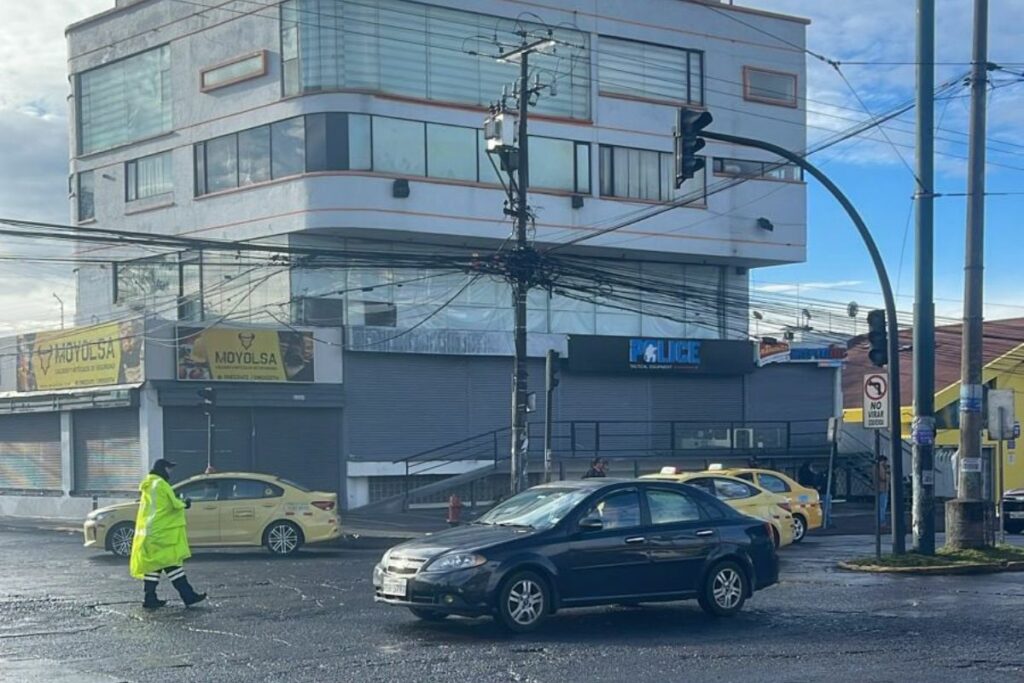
[
  {"left": 684, "top": 478, "right": 716, "bottom": 497},
  {"left": 586, "top": 490, "right": 642, "bottom": 530},
  {"left": 735, "top": 472, "right": 755, "bottom": 483},
  {"left": 223, "top": 479, "right": 282, "bottom": 500},
  {"left": 646, "top": 489, "right": 702, "bottom": 525},
  {"left": 476, "top": 487, "right": 590, "bottom": 530},
  {"left": 759, "top": 474, "right": 790, "bottom": 494},
  {"left": 177, "top": 480, "right": 219, "bottom": 502},
  {"left": 713, "top": 479, "right": 759, "bottom": 500}
]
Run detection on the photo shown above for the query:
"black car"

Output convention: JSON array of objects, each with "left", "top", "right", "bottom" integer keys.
[
  {"left": 1003, "top": 488, "right": 1024, "bottom": 534},
  {"left": 373, "top": 479, "right": 778, "bottom": 632}
]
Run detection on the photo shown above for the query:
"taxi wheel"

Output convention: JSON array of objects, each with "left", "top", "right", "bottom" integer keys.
[
  {"left": 107, "top": 522, "right": 135, "bottom": 558},
  {"left": 496, "top": 570, "right": 549, "bottom": 633},
  {"left": 264, "top": 521, "right": 304, "bottom": 556},
  {"left": 409, "top": 607, "right": 449, "bottom": 622},
  {"left": 698, "top": 561, "right": 748, "bottom": 617},
  {"left": 792, "top": 515, "right": 807, "bottom": 543}
]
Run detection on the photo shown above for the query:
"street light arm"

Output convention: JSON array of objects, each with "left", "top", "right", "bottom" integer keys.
[{"left": 701, "top": 129, "right": 905, "bottom": 553}]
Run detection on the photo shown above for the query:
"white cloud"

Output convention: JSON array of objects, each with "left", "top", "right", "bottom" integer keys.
[{"left": 753, "top": 280, "right": 864, "bottom": 294}]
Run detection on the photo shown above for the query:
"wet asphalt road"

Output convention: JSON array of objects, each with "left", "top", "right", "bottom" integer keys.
[{"left": 1, "top": 528, "right": 1023, "bottom": 683}]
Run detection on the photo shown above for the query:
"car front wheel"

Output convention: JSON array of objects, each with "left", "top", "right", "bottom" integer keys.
[
  {"left": 264, "top": 521, "right": 303, "bottom": 555},
  {"left": 107, "top": 522, "right": 135, "bottom": 558},
  {"left": 792, "top": 515, "right": 807, "bottom": 543},
  {"left": 496, "top": 570, "right": 549, "bottom": 633},
  {"left": 698, "top": 561, "right": 748, "bottom": 617}
]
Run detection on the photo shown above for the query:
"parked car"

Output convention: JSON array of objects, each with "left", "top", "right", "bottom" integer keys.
[
  {"left": 1003, "top": 488, "right": 1024, "bottom": 534},
  {"left": 641, "top": 469, "right": 796, "bottom": 547},
  {"left": 707, "top": 465, "right": 823, "bottom": 542},
  {"left": 83, "top": 472, "right": 341, "bottom": 557},
  {"left": 373, "top": 479, "right": 778, "bottom": 632}
]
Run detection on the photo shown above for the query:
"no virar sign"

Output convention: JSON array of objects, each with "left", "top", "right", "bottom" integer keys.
[{"left": 863, "top": 373, "right": 889, "bottom": 430}]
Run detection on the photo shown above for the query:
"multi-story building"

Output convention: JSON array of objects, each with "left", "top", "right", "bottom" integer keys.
[{"left": 1, "top": 0, "right": 844, "bottom": 518}]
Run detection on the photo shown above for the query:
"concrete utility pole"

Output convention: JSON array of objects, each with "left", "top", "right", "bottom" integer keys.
[
  {"left": 912, "top": 0, "right": 937, "bottom": 555},
  {"left": 948, "top": 0, "right": 990, "bottom": 549}
]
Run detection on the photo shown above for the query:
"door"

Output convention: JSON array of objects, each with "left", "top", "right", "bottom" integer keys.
[
  {"left": 643, "top": 487, "right": 716, "bottom": 594},
  {"left": 218, "top": 478, "right": 284, "bottom": 544},
  {"left": 564, "top": 488, "right": 653, "bottom": 602},
  {"left": 73, "top": 409, "right": 140, "bottom": 494},
  {"left": 176, "top": 479, "right": 222, "bottom": 545}
]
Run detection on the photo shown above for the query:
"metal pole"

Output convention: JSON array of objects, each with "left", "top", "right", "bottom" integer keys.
[
  {"left": 998, "top": 432, "right": 1005, "bottom": 544},
  {"left": 912, "top": 0, "right": 937, "bottom": 555},
  {"left": 544, "top": 349, "right": 557, "bottom": 483},
  {"left": 825, "top": 438, "right": 836, "bottom": 529},
  {"left": 875, "top": 429, "right": 882, "bottom": 560},
  {"left": 701, "top": 129, "right": 906, "bottom": 552},
  {"left": 205, "top": 411, "right": 214, "bottom": 471},
  {"left": 954, "top": 0, "right": 989, "bottom": 544},
  {"left": 509, "top": 50, "right": 531, "bottom": 496},
  {"left": 53, "top": 293, "right": 64, "bottom": 330}
]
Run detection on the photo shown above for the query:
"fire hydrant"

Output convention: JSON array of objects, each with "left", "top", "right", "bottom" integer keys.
[{"left": 446, "top": 494, "right": 463, "bottom": 526}]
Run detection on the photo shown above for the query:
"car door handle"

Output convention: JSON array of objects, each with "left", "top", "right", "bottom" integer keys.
[
  {"left": 625, "top": 536, "right": 646, "bottom": 544},
  {"left": 696, "top": 529, "right": 715, "bottom": 537}
]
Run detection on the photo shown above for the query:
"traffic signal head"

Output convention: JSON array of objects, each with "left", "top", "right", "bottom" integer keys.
[
  {"left": 198, "top": 386, "right": 216, "bottom": 411},
  {"left": 866, "top": 309, "right": 888, "bottom": 367},
  {"left": 675, "top": 108, "right": 713, "bottom": 187}
]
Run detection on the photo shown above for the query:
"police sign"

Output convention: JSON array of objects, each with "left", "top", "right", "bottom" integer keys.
[{"left": 863, "top": 373, "right": 889, "bottom": 430}]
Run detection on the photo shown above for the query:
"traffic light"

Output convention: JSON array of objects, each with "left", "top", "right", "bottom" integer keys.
[
  {"left": 197, "top": 386, "right": 216, "bottom": 413},
  {"left": 866, "top": 309, "right": 888, "bottom": 367},
  {"left": 675, "top": 108, "right": 713, "bottom": 188},
  {"left": 546, "top": 349, "right": 560, "bottom": 393}
]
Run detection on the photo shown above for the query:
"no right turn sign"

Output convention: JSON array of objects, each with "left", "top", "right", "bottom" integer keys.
[{"left": 863, "top": 373, "right": 889, "bottom": 429}]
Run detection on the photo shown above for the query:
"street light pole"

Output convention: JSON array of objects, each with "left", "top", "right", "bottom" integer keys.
[{"left": 53, "top": 293, "right": 64, "bottom": 329}]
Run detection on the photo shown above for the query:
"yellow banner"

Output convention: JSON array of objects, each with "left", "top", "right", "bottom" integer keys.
[
  {"left": 177, "top": 326, "right": 315, "bottom": 383},
  {"left": 17, "top": 320, "right": 144, "bottom": 391}
]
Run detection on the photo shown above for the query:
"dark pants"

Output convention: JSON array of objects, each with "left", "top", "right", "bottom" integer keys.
[{"left": 144, "top": 565, "right": 201, "bottom": 603}]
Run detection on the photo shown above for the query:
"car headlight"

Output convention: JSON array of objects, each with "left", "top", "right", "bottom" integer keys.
[
  {"left": 423, "top": 553, "right": 486, "bottom": 573},
  {"left": 87, "top": 511, "right": 110, "bottom": 523},
  {"left": 380, "top": 549, "right": 394, "bottom": 567}
]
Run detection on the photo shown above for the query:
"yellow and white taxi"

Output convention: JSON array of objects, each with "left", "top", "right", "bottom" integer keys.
[
  {"left": 83, "top": 472, "right": 341, "bottom": 557},
  {"left": 708, "top": 465, "right": 823, "bottom": 543},
  {"left": 641, "top": 468, "right": 796, "bottom": 548}
]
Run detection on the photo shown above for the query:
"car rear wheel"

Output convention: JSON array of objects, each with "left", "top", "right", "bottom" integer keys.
[
  {"left": 698, "top": 561, "right": 748, "bottom": 617},
  {"left": 409, "top": 607, "right": 449, "bottom": 622},
  {"left": 107, "top": 522, "right": 135, "bottom": 558},
  {"left": 264, "top": 521, "right": 303, "bottom": 556},
  {"left": 792, "top": 515, "right": 807, "bottom": 543},
  {"left": 496, "top": 570, "right": 549, "bottom": 633}
]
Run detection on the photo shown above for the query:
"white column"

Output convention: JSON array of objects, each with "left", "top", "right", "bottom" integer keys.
[
  {"left": 60, "top": 412, "right": 73, "bottom": 494},
  {"left": 138, "top": 386, "right": 163, "bottom": 469}
]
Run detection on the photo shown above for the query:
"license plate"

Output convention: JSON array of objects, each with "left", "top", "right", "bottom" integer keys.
[
  {"left": 1007, "top": 511, "right": 1024, "bottom": 519},
  {"left": 382, "top": 576, "right": 407, "bottom": 598}
]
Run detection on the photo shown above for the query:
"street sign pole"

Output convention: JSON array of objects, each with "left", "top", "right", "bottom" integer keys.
[
  {"left": 863, "top": 372, "right": 890, "bottom": 555},
  {"left": 875, "top": 429, "right": 882, "bottom": 560}
]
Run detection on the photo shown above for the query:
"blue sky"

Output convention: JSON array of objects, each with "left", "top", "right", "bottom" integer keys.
[{"left": 0, "top": 1, "right": 1021, "bottom": 335}]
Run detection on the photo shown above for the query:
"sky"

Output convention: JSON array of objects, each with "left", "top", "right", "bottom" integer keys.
[{"left": 0, "top": 0, "right": 1022, "bottom": 337}]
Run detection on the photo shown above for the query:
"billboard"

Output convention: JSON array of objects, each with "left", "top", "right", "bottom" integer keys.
[
  {"left": 16, "top": 320, "right": 145, "bottom": 392},
  {"left": 177, "top": 326, "right": 315, "bottom": 383},
  {"left": 567, "top": 336, "right": 755, "bottom": 375}
]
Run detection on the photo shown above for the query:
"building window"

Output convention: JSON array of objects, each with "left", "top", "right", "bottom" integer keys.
[
  {"left": 126, "top": 151, "right": 173, "bottom": 201},
  {"left": 77, "top": 45, "right": 171, "bottom": 155},
  {"left": 195, "top": 117, "right": 306, "bottom": 196},
  {"left": 426, "top": 123, "right": 477, "bottom": 181},
  {"left": 77, "top": 171, "right": 95, "bottom": 221},
  {"left": 713, "top": 157, "right": 802, "bottom": 182},
  {"left": 201, "top": 51, "right": 267, "bottom": 92},
  {"left": 743, "top": 67, "right": 798, "bottom": 108},
  {"left": 598, "top": 37, "right": 703, "bottom": 106},
  {"left": 280, "top": 0, "right": 591, "bottom": 120},
  {"left": 372, "top": 117, "right": 426, "bottom": 176},
  {"left": 600, "top": 145, "right": 705, "bottom": 203},
  {"left": 114, "top": 253, "right": 179, "bottom": 305}
]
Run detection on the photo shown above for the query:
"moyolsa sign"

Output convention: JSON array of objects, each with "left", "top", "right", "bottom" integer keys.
[{"left": 568, "top": 336, "right": 755, "bottom": 375}]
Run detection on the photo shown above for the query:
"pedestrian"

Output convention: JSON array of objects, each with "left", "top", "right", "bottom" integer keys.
[
  {"left": 129, "top": 459, "right": 207, "bottom": 609},
  {"left": 582, "top": 457, "right": 607, "bottom": 479},
  {"left": 876, "top": 455, "right": 891, "bottom": 529},
  {"left": 798, "top": 460, "right": 816, "bottom": 487}
]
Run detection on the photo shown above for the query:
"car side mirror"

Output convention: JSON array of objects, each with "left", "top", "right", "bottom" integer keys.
[{"left": 579, "top": 515, "right": 604, "bottom": 531}]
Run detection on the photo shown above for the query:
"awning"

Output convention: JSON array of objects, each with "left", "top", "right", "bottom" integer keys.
[{"left": 0, "top": 384, "right": 141, "bottom": 415}]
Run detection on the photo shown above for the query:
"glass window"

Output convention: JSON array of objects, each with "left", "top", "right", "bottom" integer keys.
[
  {"left": 201, "top": 52, "right": 266, "bottom": 91},
  {"left": 372, "top": 117, "right": 425, "bottom": 175},
  {"left": 585, "top": 490, "right": 642, "bottom": 530},
  {"left": 647, "top": 489, "right": 703, "bottom": 525},
  {"left": 77, "top": 171, "right": 95, "bottom": 221},
  {"left": 684, "top": 478, "right": 716, "bottom": 497},
  {"left": 744, "top": 67, "right": 798, "bottom": 107},
  {"left": 126, "top": 151, "right": 173, "bottom": 201},
  {"left": 713, "top": 479, "right": 759, "bottom": 500},
  {"left": 475, "top": 487, "right": 591, "bottom": 530},
  {"left": 224, "top": 479, "right": 283, "bottom": 500},
  {"left": 349, "top": 114, "right": 372, "bottom": 171},
  {"left": 713, "top": 157, "right": 799, "bottom": 182},
  {"left": 735, "top": 472, "right": 756, "bottom": 483},
  {"left": 271, "top": 117, "right": 305, "bottom": 178},
  {"left": 530, "top": 137, "right": 576, "bottom": 192},
  {"left": 575, "top": 142, "right": 590, "bottom": 194},
  {"left": 602, "top": 145, "right": 665, "bottom": 201},
  {"left": 759, "top": 474, "right": 791, "bottom": 494},
  {"left": 427, "top": 123, "right": 477, "bottom": 181},
  {"left": 599, "top": 37, "right": 702, "bottom": 105},
  {"left": 205, "top": 134, "right": 238, "bottom": 193},
  {"left": 177, "top": 480, "right": 219, "bottom": 502},
  {"left": 194, "top": 144, "right": 207, "bottom": 196},
  {"left": 77, "top": 45, "right": 171, "bottom": 154},
  {"left": 238, "top": 126, "right": 271, "bottom": 186}
]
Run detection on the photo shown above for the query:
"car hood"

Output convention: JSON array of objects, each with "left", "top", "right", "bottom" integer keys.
[
  {"left": 88, "top": 500, "right": 138, "bottom": 518},
  {"left": 388, "top": 524, "right": 535, "bottom": 559}
]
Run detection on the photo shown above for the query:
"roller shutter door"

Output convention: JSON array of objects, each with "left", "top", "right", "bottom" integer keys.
[
  {"left": 163, "top": 408, "right": 254, "bottom": 481},
  {"left": 253, "top": 409, "right": 340, "bottom": 493},
  {"left": 73, "top": 409, "right": 141, "bottom": 493},
  {"left": 0, "top": 414, "right": 62, "bottom": 491}
]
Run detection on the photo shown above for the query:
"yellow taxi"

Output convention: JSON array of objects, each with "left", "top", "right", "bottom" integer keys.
[
  {"left": 83, "top": 472, "right": 341, "bottom": 557},
  {"left": 641, "top": 468, "right": 796, "bottom": 548},
  {"left": 708, "top": 465, "right": 822, "bottom": 543}
]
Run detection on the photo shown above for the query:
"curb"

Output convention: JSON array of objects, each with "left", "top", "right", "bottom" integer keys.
[{"left": 837, "top": 560, "right": 1024, "bottom": 575}]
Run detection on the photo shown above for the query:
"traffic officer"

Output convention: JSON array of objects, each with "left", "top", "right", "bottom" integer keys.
[{"left": 129, "top": 459, "right": 207, "bottom": 609}]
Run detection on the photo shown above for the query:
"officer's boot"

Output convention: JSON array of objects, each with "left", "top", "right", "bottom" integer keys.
[
  {"left": 143, "top": 575, "right": 166, "bottom": 610},
  {"left": 169, "top": 568, "right": 207, "bottom": 607}
]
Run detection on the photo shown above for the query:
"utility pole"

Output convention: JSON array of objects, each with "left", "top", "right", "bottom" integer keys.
[
  {"left": 912, "top": 0, "right": 937, "bottom": 555},
  {"left": 949, "top": 0, "right": 990, "bottom": 550},
  {"left": 543, "top": 349, "right": 559, "bottom": 483},
  {"left": 53, "top": 293, "right": 64, "bottom": 329}
]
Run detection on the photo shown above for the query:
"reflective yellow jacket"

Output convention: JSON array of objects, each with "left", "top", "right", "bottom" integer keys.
[{"left": 129, "top": 474, "right": 191, "bottom": 579}]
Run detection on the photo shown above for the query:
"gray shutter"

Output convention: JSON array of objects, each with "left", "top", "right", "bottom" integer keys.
[
  {"left": 73, "top": 409, "right": 141, "bottom": 493},
  {"left": 252, "top": 408, "right": 340, "bottom": 493},
  {"left": 163, "top": 408, "right": 253, "bottom": 480},
  {"left": 0, "top": 414, "right": 62, "bottom": 491}
]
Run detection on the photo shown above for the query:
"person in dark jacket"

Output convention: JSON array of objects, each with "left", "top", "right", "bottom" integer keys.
[
  {"left": 582, "top": 458, "right": 608, "bottom": 479},
  {"left": 798, "top": 461, "right": 816, "bottom": 488}
]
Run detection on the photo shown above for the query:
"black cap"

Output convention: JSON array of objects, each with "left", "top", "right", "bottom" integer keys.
[{"left": 152, "top": 458, "right": 177, "bottom": 470}]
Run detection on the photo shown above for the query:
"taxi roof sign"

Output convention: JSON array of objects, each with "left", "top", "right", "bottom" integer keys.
[
  {"left": 659, "top": 466, "right": 678, "bottom": 475},
  {"left": 708, "top": 463, "right": 724, "bottom": 471}
]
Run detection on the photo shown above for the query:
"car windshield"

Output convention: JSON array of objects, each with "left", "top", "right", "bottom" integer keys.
[{"left": 476, "top": 487, "right": 591, "bottom": 530}]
